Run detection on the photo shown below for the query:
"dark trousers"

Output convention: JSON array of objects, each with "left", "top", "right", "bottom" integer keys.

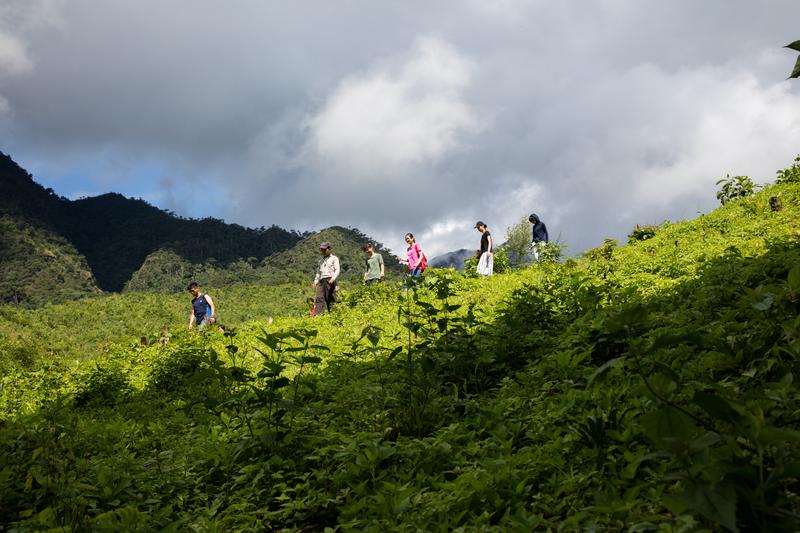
[{"left": 314, "top": 278, "right": 336, "bottom": 316}]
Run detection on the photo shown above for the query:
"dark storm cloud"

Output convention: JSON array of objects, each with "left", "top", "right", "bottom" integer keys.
[{"left": 1, "top": 0, "right": 799, "bottom": 256}]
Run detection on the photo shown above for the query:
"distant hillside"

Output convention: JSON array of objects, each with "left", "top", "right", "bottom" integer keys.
[
  {"left": 264, "top": 226, "right": 405, "bottom": 283},
  {"left": 123, "top": 249, "right": 197, "bottom": 293},
  {"left": 0, "top": 215, "right": 101, "bottom": 306},
  {"left": 124, "top": 250, "right": 283, "bottom": 293},
  {"left": 429, "top": 248, "right": 473, "bottom": 271},
  {"left": 0, "top": 151, "right": 303, "bottom": 294},
  {"left": 64, "top": 193, "right": 302, "bottom": 291},
  {"left": 124, "top": 227, "right": 405, "bottom": 293}
]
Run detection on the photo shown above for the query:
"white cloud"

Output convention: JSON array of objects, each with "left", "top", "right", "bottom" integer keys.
[
  {"left": 0, "top": 31, "right": 33, "bottom": 74},
  {"left": 307, "top": 36, "right": 481, "bottom": 176},
  {"left": 0, "top": 0, "right": 65, "bottom": 111},
  {"left": 612, "top": 68, "right": 800, "bottom": 206},
  {"left": 417, "top": 218, "right": 474, "bottom": 257},
  {"left": 3, "top": 1, "right": 800, "bottom": 260}
]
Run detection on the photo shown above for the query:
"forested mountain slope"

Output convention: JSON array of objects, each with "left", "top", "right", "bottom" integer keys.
[
  {"left": 0, "top": 151, "right": 302, "bottom": 294},
  {"left": 0, "top": 215, "right": 101, "bottom": 306},
  {"left": 262, "top": 225, "right": 405, "bottom": 282},
  {"left": 123, "top": 226, "right": 405, "bottom": 293}
]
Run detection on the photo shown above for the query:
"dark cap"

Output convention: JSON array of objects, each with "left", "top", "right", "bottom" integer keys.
[
  {"left": 319, "top": 242, "right": 331, "bottom": 249},
  {"left": 474, "top": 221, "right": 485, "bottom": 229}
]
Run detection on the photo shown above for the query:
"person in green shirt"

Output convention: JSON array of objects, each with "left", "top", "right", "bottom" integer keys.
[{"left": 363, "top": 242, "right": 385, "bottom": 285}]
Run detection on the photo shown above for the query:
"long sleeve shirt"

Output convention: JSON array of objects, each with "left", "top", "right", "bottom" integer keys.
[
  {"left": 532, "top": 221, "right": 549, "bottom": 243},
  {"left": 406, "top": 243, "right": 423, "bottom": 270},
  {"left": 314, "top": 254, "right": 340, "bottom": 283}
]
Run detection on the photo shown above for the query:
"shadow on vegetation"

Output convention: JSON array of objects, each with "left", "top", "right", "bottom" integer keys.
[{"left": 2, "top": 231, "right": 800, "bottom": 530}]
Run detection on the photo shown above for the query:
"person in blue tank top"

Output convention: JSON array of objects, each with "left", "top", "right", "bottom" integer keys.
[{"left": 187, "top": 281, "right": 217, "bottom": 331}]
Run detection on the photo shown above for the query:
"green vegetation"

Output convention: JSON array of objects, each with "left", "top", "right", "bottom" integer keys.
[
  {"left": 0, "top": 215, "right": 101, "bottom": 306},
  {"left": 123, "top": 249, "right": 199, "bottom": 293},
  {"left": 263, "top": 226, "right": 405, "bottom": 283},
  {"left": 1, "top": 159, "right": 799, "bottom": 531},
  {"left": 628, "top": 223, "right": 659, "bottom": 242},
  {"left": 65, "top": 193, "right": 301, "bottom": 291},
  {"left": 1, "top": 151, "right": 407, "bottom": 303},
  {"left": 0, "top": 151, "right": 302, "bottom": 294},
  {"left": 786, "top": 40, "right": 800, "bottom": 79},
  {"left": 124, "top": 227, "right": 406, "bottom": 292},
  {"left": 502, "top": 215, "right": 533, "bottom": 268},
  {"left": 716, "top": 174, "right": 758, "bottom": 205},
  {"left": 776, "top": 155, "right": 800, "bottom": 185},
  {"left": 123, "top": 249, "right": 284, "bottom": 292}
]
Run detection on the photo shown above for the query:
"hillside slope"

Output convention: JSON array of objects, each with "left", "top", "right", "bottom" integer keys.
[
  {"left": 123, "top": 226, "right": 406, "bottom": 292},
  {"left": 0, "top": 215, "right": 102, "bottom": 306},
  {"left": 0, "top": 151, "right": 302, "bottom": 293},
  {"left": 1, "top": 161, "right": 799, "bottom": 531},
  {"left": 263, "top": 226, "right": 405, "bottom": 282}
]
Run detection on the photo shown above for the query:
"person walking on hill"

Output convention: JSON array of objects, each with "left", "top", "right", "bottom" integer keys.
[
  {"left": 529, "top": 213, "right": 549, "bottom": 261},
  {"left": 187, "top": 282, "right": 217, "bottom": 331},
  {"left": 475, "top": 221, "right": 494, "bottom": 276},
  {"left": 400, "top": 233, "right": 426, "bottom": 277},
  {"left": 363, "top": 242, "right": 385, "bottom": 285},
  {"left": 313, "top": 242, "right": 340, "bottom": 316}
]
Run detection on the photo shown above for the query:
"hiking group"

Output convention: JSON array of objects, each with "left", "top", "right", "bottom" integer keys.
[
  {"left": 187, "top": 214, "right": 549, "bottom": 321},
  {"left": 473, "top": 213, "right": 549, "bottom": 276}
]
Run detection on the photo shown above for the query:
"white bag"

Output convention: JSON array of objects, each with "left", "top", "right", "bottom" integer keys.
[{"left": 476, "top": 252, "right": 494, "bottom": 276}]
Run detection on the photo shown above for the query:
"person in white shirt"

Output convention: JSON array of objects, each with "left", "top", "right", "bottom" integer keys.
[{"left": 312, "top": 241, "right": 340, "bottom": 316}]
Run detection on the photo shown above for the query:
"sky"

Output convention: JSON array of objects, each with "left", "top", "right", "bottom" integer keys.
[{"left": 1, "top": 1, "right": 799, "bottom": 258}]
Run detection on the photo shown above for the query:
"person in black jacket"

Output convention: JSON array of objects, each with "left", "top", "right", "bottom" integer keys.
[{"left": 529, "top": 213, "right": 549, "bottom": 261}]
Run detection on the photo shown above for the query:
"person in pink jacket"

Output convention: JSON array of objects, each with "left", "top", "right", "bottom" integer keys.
[{"left": 400, "top": 233, "right": 426, "bottom": 276}]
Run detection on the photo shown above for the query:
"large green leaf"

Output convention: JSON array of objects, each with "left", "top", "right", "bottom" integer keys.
[
  {"left": 640, "top": 405, "right": 695, "bottom": 444},
  {"left": 790, "top": 55, "right": 800, "bottom": 79},
  {"left": 788, "top": 265, "right": 800, "bottom": 293},
  {"left": 786, "top": 40, "right": 800, "bottom": 52},
  {"left": 692, "top": 391, "right": 744, "bottom": 426},
  {"left": 683, "top": 482, "right": 738, "bottom": 532},
  {"left": 757, "top": 426, "right": 800, "bottom": 445},
  {"left": 587, "top": 357, "right": 625, "bottom": 387}
]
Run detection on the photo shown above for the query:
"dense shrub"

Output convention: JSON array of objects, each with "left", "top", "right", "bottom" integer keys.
[
  {"left": 74, "top": 365, "right": 131, "bottom": 407},
  {"left": 775, "top": 154, "right": 800, "bottom": 184},
  {"left": 627, "top": 223, "right": 658, "bottom": 242},
  {"left": 716, "top": 174, "right": 757, "bottom": 204},
  {"left": 147, "top": 344, "right": 211, "bottom": 391},
  {"left": 463, "top": 247, "right": 510, "bottom": 275}
]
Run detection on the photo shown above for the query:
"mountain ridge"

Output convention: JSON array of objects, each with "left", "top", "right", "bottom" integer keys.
[{"left": 0, "top": 151, "right": 402, "bottom": 303}]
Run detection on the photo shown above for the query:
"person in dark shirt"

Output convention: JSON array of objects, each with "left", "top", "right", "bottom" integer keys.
[
  {"left": 475, "top": 221, "right": 493, "bottom": 276},
  {"left": 187, "top": 281, "right": 217, "bottom": 331},
  {"left": 529, "top": 213, "right": 549, "bottom": 261}
]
